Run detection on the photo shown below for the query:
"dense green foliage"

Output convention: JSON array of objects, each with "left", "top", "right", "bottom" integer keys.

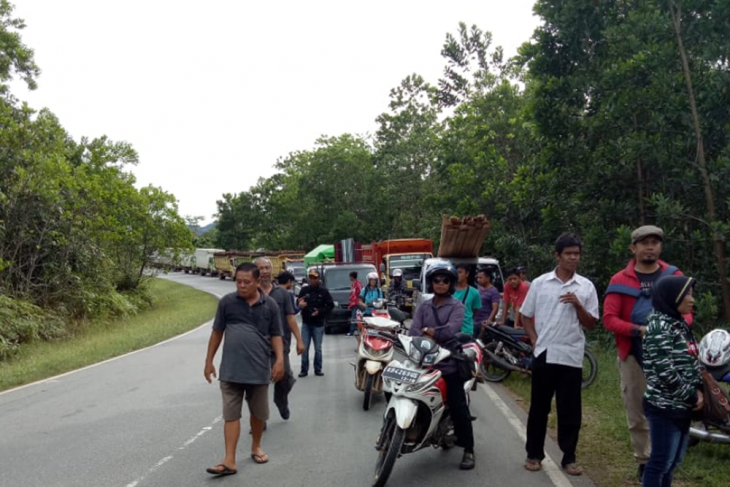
[
  {"left": 216, "top": 2, "right": 730, "bottom": 327},
  {"left": 0, "top": 1, "right": 192, "bottom": 358}
]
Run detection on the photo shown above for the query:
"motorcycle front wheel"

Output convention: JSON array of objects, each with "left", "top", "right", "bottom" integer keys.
[
  {"left": 480, "top": 341, "right": 511, "bottom": 382},
  {"left": 363, "top": 374, "right": 375, "bottom": 411},
  {"left": 373, "top": 414, "right": 405, "bottom": 487}
]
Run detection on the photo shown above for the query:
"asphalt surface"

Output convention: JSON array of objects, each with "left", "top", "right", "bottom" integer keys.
[{"left": 0, "top": 273, "right": 597, "bottom": 487}]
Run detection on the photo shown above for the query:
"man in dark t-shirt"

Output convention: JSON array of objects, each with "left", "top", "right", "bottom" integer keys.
[
  {"left": 204, "top": 263, "right": 284, "bottom": 476},
  {"left": 255, "top": 259, "right": 304, "bottom": 420}
]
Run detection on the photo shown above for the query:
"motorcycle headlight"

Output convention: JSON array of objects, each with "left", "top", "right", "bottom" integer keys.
[
  {"left": 422, "top": 351, "right": 438, "bottom": 365},
  {"left": 409, "top": 343, "right": 422, "bottom": 363}
]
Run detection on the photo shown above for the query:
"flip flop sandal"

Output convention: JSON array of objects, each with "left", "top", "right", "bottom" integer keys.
[
  {"left": 251, "top": 453, "right": 269, "bottom": 464},
  {"left": 206, "top": 464, "right": 237, "bottom": 476},
  {"left": 524, "top": 459, "right": 542, "bottom": 472}
]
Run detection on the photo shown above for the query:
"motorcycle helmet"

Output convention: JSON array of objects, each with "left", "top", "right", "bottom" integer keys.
[
  {"left": 699, "top": 329, "right": 730, "bottom": 367},
  {"left": 425, "top": 261, "right": 457, "bottom": 295},
  {"left": 392, "top": 269, "right": 403, "bottom": 278},
  {"left": 367, "top": 271, "right": 379, "bottom": 282}
]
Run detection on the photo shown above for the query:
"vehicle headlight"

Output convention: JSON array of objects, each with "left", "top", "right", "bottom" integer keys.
[
  {"left": 422, "top": 351, "right": 438, "bottom": 365},
  {"left": 409, "top": 343, "right": 422, "bottom": 362},
  {"left": 333, "top": 301, "right": 339, "bottom": 308}
]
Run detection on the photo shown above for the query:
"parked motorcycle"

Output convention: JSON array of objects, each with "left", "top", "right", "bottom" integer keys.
[
  {"left": 477, "top": 324, "right": 598, "bottom": 389},
  {"left": 689, "top": 328, "right": 730, "bottom": 446},
  {"left": 353, "top": 305, "right": 401, "bottom": 411},
  {"left": 372, "top": 333, "right": 481, "bottom": 487}
]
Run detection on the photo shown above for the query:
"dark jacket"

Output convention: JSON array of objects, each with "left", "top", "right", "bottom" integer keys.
[
  {"left": 409, "top": 296, "right": 465, "bottom": 375},
  {"left": 298, "top": 285, "right": 334, "bottom": 326}
]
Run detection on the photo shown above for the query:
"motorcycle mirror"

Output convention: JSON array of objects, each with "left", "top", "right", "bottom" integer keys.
[{"left": 413, "top": 279, "right": 421, "bottom": 291}]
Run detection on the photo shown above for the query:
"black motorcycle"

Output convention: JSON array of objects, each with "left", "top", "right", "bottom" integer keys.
[{"left": 477, "top": 325, "right": 598, "bottom": 389}]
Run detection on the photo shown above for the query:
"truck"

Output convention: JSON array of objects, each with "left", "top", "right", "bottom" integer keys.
[
  {"left": 214, "top": 250, "right": 306, "bottom": 280},
  {"left": 361, "top": 239, "right": 434, "bottom": 287},
  {"left": 194, "top": 248, "right": 224, "bottom": 276}
]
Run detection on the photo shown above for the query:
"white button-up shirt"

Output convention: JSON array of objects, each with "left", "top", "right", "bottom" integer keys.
[{"left": 520, "top": 269, "right": 599, "bottom": 368}]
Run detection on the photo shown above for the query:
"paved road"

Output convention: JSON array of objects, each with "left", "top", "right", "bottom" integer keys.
[{"left": 0, "top": 273, "right": 596, "bottom": 487}]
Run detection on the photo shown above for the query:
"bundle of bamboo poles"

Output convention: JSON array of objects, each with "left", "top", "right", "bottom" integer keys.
[{"left": 437, "top": 215, "right": 491, "bottom": 258}]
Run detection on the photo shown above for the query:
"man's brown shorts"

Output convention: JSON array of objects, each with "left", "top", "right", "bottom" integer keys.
[{"left": 220, "top": 381, "right": 269, "bottom": 422}]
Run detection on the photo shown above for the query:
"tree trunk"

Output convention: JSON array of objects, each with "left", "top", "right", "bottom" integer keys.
[
  {"left": 633, "top": 114, "right": 646, "bottom": 225},
  {"left": 669, "top": 0, "right": 730, "bottom": 322}
]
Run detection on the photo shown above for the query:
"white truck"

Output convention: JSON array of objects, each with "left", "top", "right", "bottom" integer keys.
[{"left": 194, "top": 248, "right": 223, "bottom": 276}]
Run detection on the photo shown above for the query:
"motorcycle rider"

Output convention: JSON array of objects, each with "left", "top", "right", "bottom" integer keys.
[
  {"left": 387, "top": 268, "right": 405, "bottom": 297},
  {"left": 359, "top": 272, "right": 384, "bottom": 316},
  {"left": 408, "top": 262, "right": 475, "bottom": 470}
]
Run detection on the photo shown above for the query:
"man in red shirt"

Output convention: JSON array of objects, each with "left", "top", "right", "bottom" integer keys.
[
  {"left": 346, "top": 271, "right": 363, "bottom": 336},
  {"left": 603, "top": 225, "right": 686, "bottom": 481},
  {"left": 497, "top": 267, "right": 530, "bottom": 328}
]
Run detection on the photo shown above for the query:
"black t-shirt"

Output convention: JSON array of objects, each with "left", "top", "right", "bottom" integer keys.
[
  {"left": 213, "top": 291, "right": 282, "bottom": 384},
  {"left": 630, "top": 267, "right": 663, "bottom": 364}
]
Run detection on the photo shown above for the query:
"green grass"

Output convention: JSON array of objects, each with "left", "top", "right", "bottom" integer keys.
[
  {"left": 0, "top": 279, "right": 217, "bottom": 392},
  {"left": 501, "top": 347, "right": 730, "bottom": 487}
]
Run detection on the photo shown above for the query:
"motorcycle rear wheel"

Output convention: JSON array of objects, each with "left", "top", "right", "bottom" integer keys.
[
  {"left": 581, "top": 350, "right": 598, "bottom": 389},
  {"left": 373, "top": 415, "right": 405, "bottom": 487},
  {"left": 480, "top": 341, "right": 511, "bottom": 382}
]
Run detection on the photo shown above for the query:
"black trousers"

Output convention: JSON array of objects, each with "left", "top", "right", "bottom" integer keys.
[
  {"left": 444, "top": 372, "right": 474, "bottom": 451},
  {"left": 273, "top": 340, "right": 296, "bottom": 413},
  {"left": 526, "top": 351, "right": 582, "bottom": 466}
]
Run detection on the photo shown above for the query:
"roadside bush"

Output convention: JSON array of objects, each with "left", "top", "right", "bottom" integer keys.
[{"left": 0, "top": 294, "right": 67, "bottom": 360}]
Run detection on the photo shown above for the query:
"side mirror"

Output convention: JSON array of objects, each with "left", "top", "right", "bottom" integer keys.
[
  {"left": 379, "top": 263, "right": 386, "bottom": 273},
  {"left": 413, "top": 279, "right": 422, "bottom": 291}
]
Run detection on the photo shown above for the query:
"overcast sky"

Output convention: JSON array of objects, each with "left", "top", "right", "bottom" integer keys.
[{"left": 10, "top": 1, "right": 541, "bottom": 225}]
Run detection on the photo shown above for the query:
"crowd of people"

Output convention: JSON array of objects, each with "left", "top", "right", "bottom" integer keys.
[{"left": 201, "top": 226, "right": 706, "bottom": 486}]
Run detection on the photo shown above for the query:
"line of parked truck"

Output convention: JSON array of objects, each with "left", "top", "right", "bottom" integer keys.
[{"left": 165, "top": 217, "right": 504, "bottom": 334}]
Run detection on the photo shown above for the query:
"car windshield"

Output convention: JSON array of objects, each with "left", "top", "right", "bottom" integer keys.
[
  {"left": 289, "top": 265, "right": 305, "bottom": 280},
  {"left": 325, "top": 268, "right": 370, "bottom": 291},
  {"left": 389, "top": 255, "right": 427, "bottom": 281}
]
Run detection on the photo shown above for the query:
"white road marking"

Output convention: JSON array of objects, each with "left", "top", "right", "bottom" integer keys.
[
  {"left": 124, "top": 416, "right": 222, "bottom": 486},
  {"left": 481, "top": 383, "right": 574, "bottom": 487},
  {"left": 0, "top": 286, "right": 222, "bottom": 398}
]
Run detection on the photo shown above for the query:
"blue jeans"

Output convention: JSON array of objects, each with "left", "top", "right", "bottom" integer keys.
[
  {"left": 643, "top": 401, "right": 691, "bottom": 487},
  {"left": 300, "top": 322, "right": 324, "bottom": 374}
]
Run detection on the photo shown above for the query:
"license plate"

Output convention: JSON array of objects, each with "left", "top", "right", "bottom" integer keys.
[{"left": 383, "top": 365, "right": 420, "bottom": 384}]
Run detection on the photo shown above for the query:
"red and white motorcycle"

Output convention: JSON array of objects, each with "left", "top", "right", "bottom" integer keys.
[
  {"left": 372, "top": 333, "right": 482, "bottom": 487},
  {"left": 354, "top": 299, "right": 401, "bottom": 411}
]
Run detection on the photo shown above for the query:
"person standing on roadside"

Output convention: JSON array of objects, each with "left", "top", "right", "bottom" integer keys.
[
  {"left": 204, "top": 263, "right": 284, "bottom": 476},
  {"left": 297, "top": 269, "right": 334, "bottom": 377},
  {"left": 603, "top": 225, "right": 687, "bottom": 482},
  {"left": 474, "top": 268, "right": 500, "bottom": 338},
  {"left": 498, "top": 268, "right": 530, "bottom": 328},
  {"left": 642, "top": 276, "right": 702, "bottom": 487},
  {"left": 347, "top": 271, "right": 363, "bottom": 336},
  {"left": 255, "top": 258, "right": 305, "bottom": 420},
  {"left": 521, "top": 233, "right": 599, "bottom": 477},
  {"left": 453, "top": 264, "right": 481, "bottom": 336}
]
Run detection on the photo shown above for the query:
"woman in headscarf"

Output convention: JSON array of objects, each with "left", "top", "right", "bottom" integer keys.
[{"left": 642, "top": 276, "right": 703, "bottom": 487}]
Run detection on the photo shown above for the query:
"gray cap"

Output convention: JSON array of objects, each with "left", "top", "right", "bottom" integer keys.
[{"left": 632, "top": 225, "right": 664, "bottom": 244}]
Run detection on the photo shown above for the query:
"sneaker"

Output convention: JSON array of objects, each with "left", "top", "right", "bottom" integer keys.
[
  {"left": 563, "top": 463, "right": 584, "bottom": 476},
  {"left": 459, "top": 451, "right": 475, "bottom": 470},
  {"left": 346, "top": 333, "right": 354, "bottom": 336},
  {"left": 280, "top": 406, "right": 290, "bottom": 421},
  {"left": 298, "top": 371, "right": 308, "bottom": 378},
  {"left": 315, "top": 371, "right": 324, "bottom": 376}
]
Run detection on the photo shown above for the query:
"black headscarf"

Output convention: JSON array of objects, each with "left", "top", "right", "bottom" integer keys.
[{"left": 652, "top": 275, "right": 695, "bottom": 321}]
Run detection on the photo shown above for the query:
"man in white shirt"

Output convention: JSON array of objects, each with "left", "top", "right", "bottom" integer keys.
[{"left": 520, "top": 233, "right": 599, "bottom": 477}]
